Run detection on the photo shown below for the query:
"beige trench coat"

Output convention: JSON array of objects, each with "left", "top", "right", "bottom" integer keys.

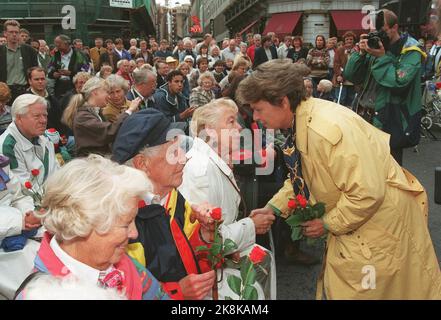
[{"left": 269, "top": 98, "right": 441, "bottom": 299}]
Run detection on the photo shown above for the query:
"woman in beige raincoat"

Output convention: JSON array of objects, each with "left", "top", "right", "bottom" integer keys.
[{"left": 237, "top": 59, "right": 441, "bottom": 299}]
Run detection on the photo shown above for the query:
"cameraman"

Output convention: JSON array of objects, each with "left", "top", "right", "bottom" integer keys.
[{"left": 344, "top": 9, "right": 425, "bottom": 165}]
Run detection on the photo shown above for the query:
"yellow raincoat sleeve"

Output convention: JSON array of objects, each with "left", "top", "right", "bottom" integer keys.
[
  {"left": 310, "top": 123, "right": 387, "bottom": 236},
  {"left": 267, "top": 178, "right": 294, "bottom": 218}
]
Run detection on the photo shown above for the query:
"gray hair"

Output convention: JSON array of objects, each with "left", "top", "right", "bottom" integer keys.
[
  {"left": 57, "top": 34, "right": 71, "bottom": 45},
  {"left": 190, "top": 98, "right": 238, "bottom": 138},
  {"left": 197, "top": 71, "right": 216, "bottom": 87},
  {"left": 117, "top": 59, "right": 129, "bottom": 69},
  {"left": 253, "top": 34, "right": 261, "bottom": 40},
  {"left": 133, "top": 68, "right": 155, "bottom": 85},
  {"left": 11, "top": 94, "right": 47, "bottom": 120},
  {"left": 73, "top": 72, "right": 92, "bottom": 85},
  {"left": 106, "top": 74, "right": 129, "bottom": 93},
  {"left": 39, "top": 155, "right": 153, "bottom": 242}
]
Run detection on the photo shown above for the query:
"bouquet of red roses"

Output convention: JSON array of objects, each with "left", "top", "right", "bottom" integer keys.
[{"left": 285, "top": 194, "right": 326, "bottom": 244}]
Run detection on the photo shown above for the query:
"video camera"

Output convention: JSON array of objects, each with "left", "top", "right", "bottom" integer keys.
[{"left": 364, "top": 10, "right": 390, "bottom": 50}]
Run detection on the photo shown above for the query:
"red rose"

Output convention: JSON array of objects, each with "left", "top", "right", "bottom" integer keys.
[
  {"left": 24, "top": 181, "right": 32, "bottom": 189},
  {"left": 288, "top": 199, "right": 297, "bottom": 209},
  {"left": 210, "top": 207, "right": 222, "bottom": 221},
  {"left": 249, "top": 246, "right": 267, "bottom": 264},
  {"left": 296, "top": 194, "right": 308, "bottom": 208},
  {"left": 47, "top": 128, "right": 57, "bottom": 133},
  {"left": 31, "top": 169, "right": 40, "bottom": 176}
]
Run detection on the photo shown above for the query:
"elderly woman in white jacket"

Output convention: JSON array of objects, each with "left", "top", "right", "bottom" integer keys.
[
  {"left": 179, "top": 98, "right": 276, "bottom": 299},
  {"left": 0, "top": 155, "right": 41, "bottom": 299}
]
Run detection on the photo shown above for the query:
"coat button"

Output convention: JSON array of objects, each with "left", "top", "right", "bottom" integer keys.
[{"left": 308, "top": 117, "right": 312, "bottom": 122}]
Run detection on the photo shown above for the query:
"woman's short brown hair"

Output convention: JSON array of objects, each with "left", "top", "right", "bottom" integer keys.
[
  {"left": 0, "top": 82, "right": 11, "bottom": 104},
  {"left": 236, "top": 59, "right": 310, "bottom": 112}
]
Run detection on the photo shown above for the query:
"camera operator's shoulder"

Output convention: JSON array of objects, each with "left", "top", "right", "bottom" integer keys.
[{"left": 307, "top": 99, "right": 343, "bottom": 146}]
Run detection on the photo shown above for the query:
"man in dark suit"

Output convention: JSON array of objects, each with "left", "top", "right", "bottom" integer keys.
[
  {"left": 252, "top": 35, "right": 278, "bottom": 69},
  {"left": 0, "top": 20, "right": 38, "bottom": 103},
  {"left": 156, "top": 61, "right": 169, "bottom": 89}
]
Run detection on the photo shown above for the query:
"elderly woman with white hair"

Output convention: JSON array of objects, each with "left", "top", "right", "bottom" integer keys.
[
  {"left": 19, "top": 155, "right": 169, "bottom": 300},
  {"left": 189, "top": 72, "right": 216, "bottom": 109},
  {"left": 62, "top": 77, "right": 141, "bottom": 157},
  {"left": 102, "top": 75, "right": 133, "bottom": 123},
  {"left": 179, "top": 98, "right": 277, "bottom": 299}
]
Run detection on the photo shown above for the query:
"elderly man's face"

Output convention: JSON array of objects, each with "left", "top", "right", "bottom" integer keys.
[
  {"left": 137, "top": 140, "right": 187, "bottom": 194},
  {"left": 137, "top": 75, "right": 157, "bottom": 97},
  {"left": 15, "top": 102, "right": 48, "bottom": 139},
  {"left": 86, "top": 198, "right": 139, "bottom": 269},
  {"left": 54, "top": 37, "right": 69, "bottom": 52}
]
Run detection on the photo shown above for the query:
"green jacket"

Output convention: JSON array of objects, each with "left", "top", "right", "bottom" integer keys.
[{"left": 344, "top": 34, "right": 426, "bottom": 148}]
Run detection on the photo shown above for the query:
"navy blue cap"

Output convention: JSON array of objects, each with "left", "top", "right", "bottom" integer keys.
[{"left": 111, "top": 109, "right": 187, "bottom": 164}]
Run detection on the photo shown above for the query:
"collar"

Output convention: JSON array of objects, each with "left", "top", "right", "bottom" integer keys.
[
  {"left": 30, "top": 88, "right": 49, "bottom": 98},
  {"left": 50, "top": 236, "right": 114, "bottom": 285},
  {"left": 61, "top": 48, "right": 73, "bottom": 57},
  {"left": 294, "top": 98, "right": 314, "bottom": 155},
  {"left": 8, "top": 122, "right": 43, "bottom": 151},
  {"left": 132, "top": 87, "right": 146, "bottom": 101},
  {"left": 6, "top": 44, "right": 20, "bottom": 52},
  {"left": 188, "top": 137, "right": 233, "bottom": 177}
]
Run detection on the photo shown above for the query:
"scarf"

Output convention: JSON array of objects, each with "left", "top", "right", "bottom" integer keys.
[{"left": 282, "top": 121, "right": 310, "bottom": 199}]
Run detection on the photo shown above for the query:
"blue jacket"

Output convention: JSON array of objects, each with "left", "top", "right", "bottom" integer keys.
[{"left": 152, "top": 85, "right": 189, "bottom": 122}]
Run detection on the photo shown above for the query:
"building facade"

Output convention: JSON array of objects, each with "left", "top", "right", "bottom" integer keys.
[
  {"left": 191, "top": 0, "right": 385, "bottom": 44},
  {"left": 0, "top": 0, "right": 157, "bottom": 46}
]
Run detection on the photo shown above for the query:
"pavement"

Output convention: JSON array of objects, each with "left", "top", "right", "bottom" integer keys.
[{"left": 276, "top": 129, "right": 441, "bottom": 300}]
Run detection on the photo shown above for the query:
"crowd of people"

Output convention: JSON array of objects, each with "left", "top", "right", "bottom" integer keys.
[{"left": 1, "top": 7, "right": 441, "bottom": 301}]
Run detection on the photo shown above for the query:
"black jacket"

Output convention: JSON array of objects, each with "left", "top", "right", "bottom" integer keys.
[
  {"left": 133, "top": 191, "right": 200, "bottom": 282},
  {"left": 253, "top": 46, "right": 278, "bottom": 69},
  {"left": 0, "top": 44, "right": 38, "bottom": 83},
  {"left": 99, "top": 51, "right": 120, "bottom": 72}
]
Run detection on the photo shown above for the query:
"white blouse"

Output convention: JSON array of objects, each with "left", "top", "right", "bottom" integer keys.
[{"left": 179, "top": 137, "right": 255, "bottom": 253}]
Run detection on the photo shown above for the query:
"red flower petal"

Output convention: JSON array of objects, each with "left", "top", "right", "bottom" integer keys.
[
  {"left": 288, "top": 199, "right": 297, "bottom": 209},
  {"left": 31, "top": 169, "right": 40, "bottom": 176},
  {"left": 210, "top": 207, "right": 222, "bottom": 221},
  {"left": 249, "top": 246, "right": 267, "bottom": 264},
  {"left": 24, "top": 181, "right": 32, "bottom": 189}
]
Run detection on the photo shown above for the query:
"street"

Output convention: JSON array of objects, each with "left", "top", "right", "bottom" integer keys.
[{"left": 277, "top": 129, "right": 441, "bottom": 299}]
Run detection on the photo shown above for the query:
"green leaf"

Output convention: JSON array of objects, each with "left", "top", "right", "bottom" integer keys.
[
  {"left": 312, "top": 202, "right": 326, "bottom": 218},
  {"left": 243, "top": 285, "right": 258, "bottom": 300},
  {"left": 223, "top": 239, "right": 238, "bottom": 253},
  {"left": 227, "top": 275, "right": 242, "bottom": 296},
  {"left": 291, "top": 226, "right": 303, "bottom": 241},
  {"left": 211, "top": 243, "right": 222, "bottom": 256},
  {"left": 225, "top": 296, "right": 233, "bottom": 300},
  {"left": 286, "top": 213, "right": 303, "bottom": 227},
  {"left": 196, "top": 245, "right": 209, "bottom": 252}
]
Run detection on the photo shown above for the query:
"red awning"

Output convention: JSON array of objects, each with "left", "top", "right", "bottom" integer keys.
[
  {"left": 263, "top": 12, "right": 302, "bottom": 36},
  {"left": 239, "top": 19, "right": 260, "bottom": 35},
  {"left": 330, "top": 10, "right": 370, "bottom": 36}
]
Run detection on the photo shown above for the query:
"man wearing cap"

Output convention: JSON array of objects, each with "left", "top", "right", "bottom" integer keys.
[
  {"left": 153, "top": 70, "right": 192, "bottom": 123},
  {"left": 112, "top": 108, "right": 216, "bottom": 300},
  {"left": 166, "top": 56, "right": 179, "bottom": 70}
]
